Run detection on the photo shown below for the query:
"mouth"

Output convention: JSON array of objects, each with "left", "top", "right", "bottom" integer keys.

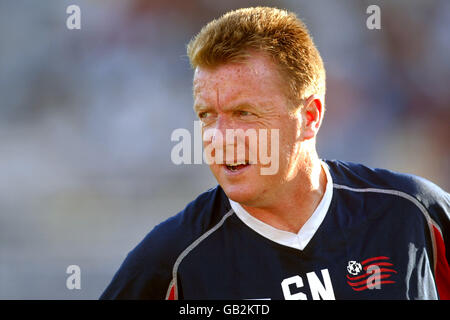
[{"left": 224, "top": 161, "right": 251, "bottom": 173}]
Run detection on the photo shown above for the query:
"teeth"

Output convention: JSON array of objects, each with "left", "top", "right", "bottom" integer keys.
[
  {"left": 226, "top": 162, "right": 249, "bottom": 171},
  {"left": 227, "top": 161, "right": 247, "bottom": 167}
]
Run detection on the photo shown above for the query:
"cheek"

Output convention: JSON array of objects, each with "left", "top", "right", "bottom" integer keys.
[
  {"left": 274, "top": 125, "right": 303, "bottom": 172},
  {"left": 277, "top": 120, "right": 300, "bottom": 148}
]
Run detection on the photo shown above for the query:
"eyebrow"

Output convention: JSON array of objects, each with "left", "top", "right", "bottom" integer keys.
[
  {"left": 193, "top": 102, "right": 263, "bottom": 115},
  {"left": 233, "top": 103, "right": 258, "bottom": 110},
  {"left": 193, "top": 104, "right": 210, "bottom": 113}
]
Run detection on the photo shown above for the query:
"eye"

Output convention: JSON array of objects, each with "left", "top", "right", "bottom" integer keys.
[
  {"left": 237, "top": 110, "right": 252, "bottom": 117},
  {"left": 198, "top": 111, "right": 209, "bottom": 119}
]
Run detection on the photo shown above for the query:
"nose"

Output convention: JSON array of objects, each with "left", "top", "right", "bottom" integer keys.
[
  {"left": 215, "top": 114, "right": 235, "bottom": 135},
  {"left": 206, "top": 115, "right": 236, "bottom": 146},
  {"left": 202, "top": 114, "right": 243, "bottom": 165}
]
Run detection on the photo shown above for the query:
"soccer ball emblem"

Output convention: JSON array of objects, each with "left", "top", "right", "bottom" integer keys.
[{"left": 347, "top": 261, "right": 363, "bottom": 275}]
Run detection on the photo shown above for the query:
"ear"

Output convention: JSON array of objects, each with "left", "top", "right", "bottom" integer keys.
[{"left": 301, "top": 95, "right": 324, "bottom": 140}]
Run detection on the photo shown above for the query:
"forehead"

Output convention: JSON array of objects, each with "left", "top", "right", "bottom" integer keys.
[{"left": 193, "top": 53, "right": 288, "bottom": 107}]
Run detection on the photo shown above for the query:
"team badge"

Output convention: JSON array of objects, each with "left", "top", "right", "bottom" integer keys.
[
  {"left": 346, "top": 256, "right": 397, "bottom": 291},
  {"left": 346, "top": 261, "right": 362, "bottom": 275}
]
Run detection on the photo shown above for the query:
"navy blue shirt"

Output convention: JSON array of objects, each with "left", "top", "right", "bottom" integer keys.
[{"left": 100, "top": 160, "right": 450, "bottom": 300}]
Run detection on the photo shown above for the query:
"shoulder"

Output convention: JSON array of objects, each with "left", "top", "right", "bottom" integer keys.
[
  {"left": 139, "top": 184, "right": 232, "bottom": 262},
  {"left": 324, "top": 159, "right": 449, "bottom": 236},
  {"left": 324, "top": 159, "right": 449, "bottom": 205},
  {"left": 100, "top": 185, "right": 231, "bottom": 299}
]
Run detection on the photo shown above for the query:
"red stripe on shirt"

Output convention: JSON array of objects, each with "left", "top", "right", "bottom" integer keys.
[
  {"left": 166, "top": 282, "right": 176, "bottom": 300},
  {"left": 432, "top": 225, "right": 450, "bottom": 300}
]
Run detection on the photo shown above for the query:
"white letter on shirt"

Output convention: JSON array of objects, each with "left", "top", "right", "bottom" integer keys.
[{"left": 306, "top": 269, "right": 335, "bottom": 300}]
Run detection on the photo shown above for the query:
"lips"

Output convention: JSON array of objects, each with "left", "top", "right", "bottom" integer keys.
[
  {"left": 226, "top": 164, "right": 248, "bottom": 171},
  {"left": 224, "top": 161, "right": 250, "bottom": 173}
]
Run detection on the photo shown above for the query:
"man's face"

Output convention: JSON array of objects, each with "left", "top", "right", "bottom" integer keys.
[{"left": 193, "top": 53, "right": 306, "bottom": 207}]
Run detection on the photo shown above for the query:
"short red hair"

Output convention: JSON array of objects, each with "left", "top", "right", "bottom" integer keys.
[{"left": 187, "top": 7, "right": 326, "bottom": 107}]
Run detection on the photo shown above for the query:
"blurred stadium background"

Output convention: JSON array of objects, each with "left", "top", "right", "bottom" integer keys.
[{"left": 0, "top": 0, "right": 448, "bottom": 299}]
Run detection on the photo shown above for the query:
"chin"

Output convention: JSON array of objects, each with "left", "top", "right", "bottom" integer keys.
[
  {"left": 210, "top": 163, "right": 273, "bottom": 206},
  {"left": 223, "top": 186, "right": 256, "bottom": 204},
  {"left": 220, "top": 179, "right": 271, "bottom": 207}
]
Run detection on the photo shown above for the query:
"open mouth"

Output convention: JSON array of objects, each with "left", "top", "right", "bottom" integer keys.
[{"left": 225, "top": 161, "right": 250, "bottom": 172}]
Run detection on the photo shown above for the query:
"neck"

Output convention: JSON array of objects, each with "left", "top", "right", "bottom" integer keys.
[{"left": 241, "top": 152, "right": 327, "bottom": 234}]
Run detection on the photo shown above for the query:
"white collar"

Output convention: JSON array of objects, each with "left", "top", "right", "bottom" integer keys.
[{"left": 229, "top": 160, "right": 333, "bottom": 251}]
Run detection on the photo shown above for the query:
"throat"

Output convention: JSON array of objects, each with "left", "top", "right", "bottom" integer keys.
[{"left": 240, "top": 164, "right": 328, "bottom": 234}]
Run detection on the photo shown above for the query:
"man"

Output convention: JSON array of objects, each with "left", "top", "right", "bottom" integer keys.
[{"left": 100, "top": 7, "right": 449, "bottom": 300}]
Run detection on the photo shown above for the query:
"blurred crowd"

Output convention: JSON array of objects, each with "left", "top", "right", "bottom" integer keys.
[{"left": 0, "top": 0, "right": 448, "bottom": 298}]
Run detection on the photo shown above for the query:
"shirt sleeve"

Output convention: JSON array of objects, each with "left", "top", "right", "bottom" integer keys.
[
  {"left": 99, "top": 223, "right": 176, "bottom": 300},
  {"left": 422, "top": 181, "right": 450, "bottom": 299}
]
